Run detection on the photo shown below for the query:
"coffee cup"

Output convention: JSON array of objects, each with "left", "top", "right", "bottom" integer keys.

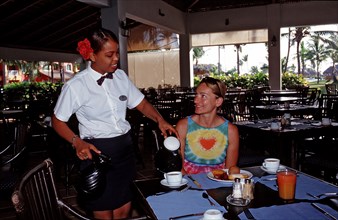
[
  {"left": 263, "top": 158, "right": 280, "bottom": 172},
  {"left": 270, "top": 122, "right": 279, "bottom": 130},
  {"left": 322, "top": 118, "right": 331, "bottom": 126},
  {"left": 164, "top": 171, "right": 182, "bottom": 186},
  {"left": 202, "top": 209, "right": 223, "bottom": 220}
]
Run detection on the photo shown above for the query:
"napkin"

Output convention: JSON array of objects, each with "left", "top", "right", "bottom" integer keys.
[
  {"left": 257, "top": 173, "right": 338, "bottom": 200},
  {"left": 238, "top": 202, "right": 338, "bottom": 220},
  {"left": 146, "top": 190, "right": 226, "bottom": 220}
]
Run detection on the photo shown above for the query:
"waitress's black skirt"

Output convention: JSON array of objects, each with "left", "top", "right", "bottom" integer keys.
[{"left": 79, "top": 131, "right": 136, "bottom": 211}]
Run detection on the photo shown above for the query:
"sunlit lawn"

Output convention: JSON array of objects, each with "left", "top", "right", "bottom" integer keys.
[{"left": 307, "top": 79, "right": 334, "bottom": 94}]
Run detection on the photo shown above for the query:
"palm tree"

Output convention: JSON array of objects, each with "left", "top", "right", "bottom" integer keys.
[
  {"left": 299, "top": 42, "right": 308, "bottom": 75},
  {"left": 250, "top": 66, "right": 259, "bottom": 74},
  {"left": 305, "top": 34, "right": 329, "bottom": 84},
  {"left": 319, "top": 32, "right": 338, "bottom": 82},
  {"left": 193, "top": 47, "right": 205, "bottom": 65},
  {"left": 241, "top": 54, "right": 248, "bottom": 74},
  {"left": 234, "top": 44, "right": 242, "bottom": 74},
  {"left": 281, "top": 28, "right": 295, "bottom": 73},
  {"left": 294, "top": 27, "right": 311, "bottom": 75}
]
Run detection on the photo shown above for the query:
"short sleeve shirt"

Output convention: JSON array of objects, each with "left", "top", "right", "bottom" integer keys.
[{"left": 53, "top": 66, "right": 144, "bottom": 139}]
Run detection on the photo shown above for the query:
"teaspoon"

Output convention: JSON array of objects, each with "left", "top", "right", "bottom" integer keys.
[{"left": 202, "top": 192, "right": 215, "bottom": 206}]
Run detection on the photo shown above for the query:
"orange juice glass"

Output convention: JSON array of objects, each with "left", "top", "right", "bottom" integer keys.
[{"left": 277, "top": 169, "right": 297, "bottom": 200}]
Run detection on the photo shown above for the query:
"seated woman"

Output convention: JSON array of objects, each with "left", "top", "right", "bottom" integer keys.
[{"left": 176, "top": 77, "right": 239, "bottom": 174}]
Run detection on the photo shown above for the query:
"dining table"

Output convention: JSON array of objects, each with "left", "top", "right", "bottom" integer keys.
[
  {"left": 132, "top": 166, "right": 338, "bottom": 220},
  {"left": 234, "top": 118, "right": 338, "bottom": 169},
  {"left": 261, "top": 90, "right": 306, "bottom": 105},
  {"left": 252, "top": 104, "right": 319, "bottom": 119}
]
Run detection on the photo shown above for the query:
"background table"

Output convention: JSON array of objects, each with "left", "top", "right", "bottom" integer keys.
[{"left": 234, "top": 119, "right": 338, "bottom": 168}]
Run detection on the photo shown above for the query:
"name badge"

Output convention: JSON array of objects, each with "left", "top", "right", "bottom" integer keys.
[{"left": 119, "top": 95, "right": 127, "bottom": 101}]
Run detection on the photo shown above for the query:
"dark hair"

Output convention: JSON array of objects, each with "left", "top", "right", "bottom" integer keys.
[
  {"left": 87, "top": 28, "right": 119, "bottom": 53},
  {"left": 199, "top": 77, "right": 227, "bottom": 98}
]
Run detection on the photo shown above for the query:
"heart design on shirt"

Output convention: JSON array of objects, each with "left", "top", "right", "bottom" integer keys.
[{"left": 199, "top": 138, "right": 216, "bottom": 150}]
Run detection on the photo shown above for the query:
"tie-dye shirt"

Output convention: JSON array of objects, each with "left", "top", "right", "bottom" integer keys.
[{"left": 184, "top": 116, "right": 229, "bottom": 174}]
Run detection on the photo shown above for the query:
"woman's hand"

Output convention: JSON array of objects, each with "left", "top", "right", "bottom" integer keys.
[
  {"left": 73, "top": 137, "right": 101, "bottom": 160},
  {"left": 158, "top": 118, "right": 179, "bottom": 138}
]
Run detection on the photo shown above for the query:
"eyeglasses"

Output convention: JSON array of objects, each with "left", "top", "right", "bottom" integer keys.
[{"left": 200, "top": 77, "right": 222, "bottom": 98}]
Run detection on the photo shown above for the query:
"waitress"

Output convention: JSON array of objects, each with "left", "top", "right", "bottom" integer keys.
[{"left": 52, "top": 28, "right": 177, "bottom": 219}]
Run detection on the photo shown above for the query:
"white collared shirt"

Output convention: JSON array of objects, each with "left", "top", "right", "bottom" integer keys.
[{"left": 54, "top": 66, "right": 144, "bottom": 138}]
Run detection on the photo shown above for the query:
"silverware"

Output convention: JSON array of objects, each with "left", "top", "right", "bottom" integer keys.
[
  {"left": 202, "top": 192, "right": 215, "bottom": 206},
  {"left": 155, "top": 185, "right": 190, "bottom": 196},
  {"left": 187, "top": 175, "right": 202, "bottom": 188},
  {"left": 169, "top": 212, "right": 204, "bottom": 220},
  {"left": 316, "top": 192, "right": 338, "bottom": 198},
  {"left": 311, "top": 203, "right": 337, "bottom": 220},
  {"left": 262, "top": 177, "right": 277, "bottom": 181},
  {"left": 307, "top": 192, "right": 319, "bottom": 199},
  {"left": 243, "top": 208, "right": 256, "bottom": 220},
  {"left": 307, "top": 192, "right": 338, "bottom": 199}
]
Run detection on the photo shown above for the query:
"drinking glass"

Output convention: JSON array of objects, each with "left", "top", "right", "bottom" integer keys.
[{"left": 276, "top": 168, "right": 297, "bottom": 200}]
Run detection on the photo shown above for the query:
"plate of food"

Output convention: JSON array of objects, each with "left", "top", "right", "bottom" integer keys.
[{"left": 207, "top": 166, "right": 253, "bottom": 183}]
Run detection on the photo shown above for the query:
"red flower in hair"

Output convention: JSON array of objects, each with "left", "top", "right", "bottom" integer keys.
[{"left": 77, "top": 38, "right": 93, "bottom": 60}]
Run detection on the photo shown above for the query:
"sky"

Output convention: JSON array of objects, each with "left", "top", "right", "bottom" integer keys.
[{"left": 197, "top": 24, "right": 338, "bottom": 74}]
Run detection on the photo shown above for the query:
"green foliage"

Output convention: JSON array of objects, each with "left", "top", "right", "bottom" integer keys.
[
  {"left": 194, "top": 72, "right": 305, "bottom": 89},
  {"left": 282, "top": 72, "right": 307, "bottom": 89},
  {"left": 3, "top": 82, "right": 63, "bottom": 103}
]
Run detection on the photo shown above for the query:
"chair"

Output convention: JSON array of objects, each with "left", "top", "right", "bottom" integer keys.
[
  {"left": 300, "top": 138, "right": 338, "bottom": 185},
  {"left": 325, "top": 83, "right": 338, "bottom": 95},
  {"left": 11, "top": 158, "right": 92, "bottom": 220},
  {"left": 299, "top": 94, "right": 338, "bottom": 183},
  {"left": 0, "top": 120, "right": 31, "bottom": 198},
  {"left": 219, "top": 100, "right": 236, "bottom": 122},
  {"left": 316, "top": 94, "right": 338, "bottom": 120},
  {"left": 305, "top": 88, "right": 321, "bottom": 106}
]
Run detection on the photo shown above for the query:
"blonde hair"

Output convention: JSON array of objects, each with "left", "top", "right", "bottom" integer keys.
[{"left": 199, "top": 77, "right": 227, "bottom": 98}]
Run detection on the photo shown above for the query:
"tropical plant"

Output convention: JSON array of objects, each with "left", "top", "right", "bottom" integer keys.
[
  {"left": 319, "top": 32, "right": 338, "bottom": 82},
  {"left": 282, "top": 72, "right": 307, "bottom": 89},
  {"left": 281, "top": 28, "right": 295, "bottom": 73},
  {"left": 293, "top": 27, "right": 311, "bottom": 75},
  {"left": 234, "top": 44, "right": 243, "bottom": 75},
  {"left": 241, "top": 54, "right": 248, "bottom": 73},
  {"left": 250, "top": 66, "right": 259, "bottom": 74},
  {"left": 192, "top": 47, "right": 205, "bottom": 65},
  {"left": 305, "top": 34, "right": 329, "bottom": 83}
]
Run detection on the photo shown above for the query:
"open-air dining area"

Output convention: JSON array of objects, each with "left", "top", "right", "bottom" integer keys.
[{"left": 1, "top": 0, "right": 338, "bottom": 219}]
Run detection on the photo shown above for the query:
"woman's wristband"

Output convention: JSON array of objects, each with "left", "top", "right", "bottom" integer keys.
[{"left": 71, "top": 135, "right": 79, "bottom": 149}]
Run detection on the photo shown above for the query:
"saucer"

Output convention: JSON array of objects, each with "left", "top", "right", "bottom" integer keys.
[
  {"left": 160, "top": 178, "right": 188, "bottom": 189},
  {"left": 260, "top": 165, "right": 286, "bottom": 174},
  {"left": 226, "top": 195, "right": 250, "bottom": 207}
]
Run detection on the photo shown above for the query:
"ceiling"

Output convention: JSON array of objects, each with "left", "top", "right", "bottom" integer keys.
[
  {"left": 0, "top": 0, "right": 326, "bottom": 57},
  {"left": 0, "top": 0, "right": 101, "bottom": 55},
  {"left": 162, "top": 0, "right": 309, "bottom": 13}
]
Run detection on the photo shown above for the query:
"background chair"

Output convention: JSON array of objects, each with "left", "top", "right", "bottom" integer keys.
[
  {"left": 299, "top": 94, "right": 338, "bottom": 183},
  {"left": 0, "top": 120, "right": 31, "bottom": 199},
  {"left": 11, "top": 158, "right": 91, "bottom": 220},
  {"left": 325, "top": 83, "right": 338, "bottom": 95},
  {"left": 12, "top": 159, "right": 151, "bottom": 220},
  {"left": 316, "top": 94, "right": 338, "bottom": 120}
]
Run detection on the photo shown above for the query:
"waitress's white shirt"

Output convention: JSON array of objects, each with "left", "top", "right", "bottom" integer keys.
[{"left": 54, "top": 66, "right": 144, "bottom": 139}]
